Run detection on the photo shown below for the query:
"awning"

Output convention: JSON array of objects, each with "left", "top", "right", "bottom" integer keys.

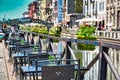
[
  {"left": 107, "top": 23, "right": 113, "bottom": 26},
  {"left": 76, "top": 18, "right": 102, "bottom": 22}
]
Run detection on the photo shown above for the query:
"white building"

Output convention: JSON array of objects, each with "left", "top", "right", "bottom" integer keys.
[
  {"left": 83, "top": 0, "right": 106, "bottom": 30},
  {"left": 106, "top": 0, "right": 120, "bottom": 30},
  {"left": 23, "top": 12, "right": 29, "bottom": 18}
]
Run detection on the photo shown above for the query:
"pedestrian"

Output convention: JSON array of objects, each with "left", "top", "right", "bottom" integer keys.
[{"left": 11, "top": 26, "right": 16, "bottom": 33}]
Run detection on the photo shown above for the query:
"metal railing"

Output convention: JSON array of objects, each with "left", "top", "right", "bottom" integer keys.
[
  {"left": 94, "top": 31, "right": 120, "bottom": 40},
  {"left": 61, "top": 30, "right": 120, "bottom": 41},
  {"left": 21, "top": 31, "right": 120, "bottom": 80}
]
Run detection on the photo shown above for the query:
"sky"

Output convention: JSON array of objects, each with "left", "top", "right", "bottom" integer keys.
[{"left": 0, "top": 0, "right": 33, "bottom": 20}]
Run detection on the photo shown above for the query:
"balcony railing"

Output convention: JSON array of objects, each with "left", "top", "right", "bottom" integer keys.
[
  {"left": 94, "top": 31, "right": 120, "bottom": 40},
  {"left": 61, "top": 29, "right": 120, "bottom": 40}
]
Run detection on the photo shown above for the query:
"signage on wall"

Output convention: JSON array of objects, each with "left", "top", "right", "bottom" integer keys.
[{"left": 58, "top": 0, "right": 63, "bottom": 23}]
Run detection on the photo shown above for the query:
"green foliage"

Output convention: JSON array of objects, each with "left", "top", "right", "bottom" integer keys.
[
  {"left": 76, "top": 25, "right": 97, "bottom": 50},
  {"left": 77, "top": 43, "right": 95, "bottom": 50},
  {"left": 77, "top": 36, "right": 97, "bottom": 40},
  {"left": 20, "top": 40, "right": 25, "bottom": 45},
  {"left": 32, "top": 45, "right": 39, "bottom": 51},
  {"left": 75, "top": 0, "right": 83, "bottom": 13},
  {"left": 30, "top": 25, "right": 48, "bottom": 34},
  {"left": 52, "top": 39, "right": 59, "bottom": 42},
  {"left": 48, "top": 55, "right": 55, "bottom": 61},
  {"left": 76, "top": 25, "right": 96, "bottom": 38},
  {"left": 20, "top": 26, "right": 30, "bottom": 31},
  {"left": 49, "top": 26, "right": 62, "bottom": 37}
]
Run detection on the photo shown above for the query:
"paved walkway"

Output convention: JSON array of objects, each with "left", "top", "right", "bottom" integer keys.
[{"left": 0, "top": 43, "right": 8, "bottom": 80}]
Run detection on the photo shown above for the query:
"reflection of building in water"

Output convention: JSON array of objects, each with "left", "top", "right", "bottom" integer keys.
[
  {"left": 107, "top": 48, "right": 120, "bottom": 80},
  {"left": 81, "top": 47, "right": 120, "bottom": 80},
  {"left": 80, "top": 47, "right": 99, "bottom": 80}
]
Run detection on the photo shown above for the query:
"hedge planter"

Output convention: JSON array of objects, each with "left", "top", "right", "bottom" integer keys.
[
  {"left": 77, "top": 43, "right": 95, "bottom": 50},
  {"left": 77, "top": 36, "right": 97, "bottom": 50},
  {"left": 76, "top": 25, "right": 97, "bottom": 50},
  {"left": 52, "top": 39, "right": 59, "bottom": 43}
]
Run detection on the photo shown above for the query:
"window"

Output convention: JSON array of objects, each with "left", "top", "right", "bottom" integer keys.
[
  {"left": 106, "top": 12, "right": 108, "bottom": 22},
  {"left": 102, "top": 2, "right": 104, "bottom": 11},
  {"left": 110, "top": 12, "right": 112, "bottom": 23}
]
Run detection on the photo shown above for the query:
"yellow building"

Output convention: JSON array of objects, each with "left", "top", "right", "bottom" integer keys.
[
  {"left": 40, "top": 0, "right": 46, "bottom": 20},
  {"left": 36, "top": 0, "right": 46, "bottom": 20}
]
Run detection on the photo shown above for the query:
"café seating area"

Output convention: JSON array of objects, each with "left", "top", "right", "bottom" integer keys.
[{"left": 4, "top": 31, "right": 82, "bottom": 80}]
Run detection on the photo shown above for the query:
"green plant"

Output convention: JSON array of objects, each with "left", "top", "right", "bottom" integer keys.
[
  {"left": 32, "top": 45, "right": 39, "bottom": 51},
  {"left": 49, "top": 26, "right": 62, "bottom": 37},
  {"left": 76, "top": 25, "right": 97, "bottom": 50},
  {"left": 76, "top": 25, "right": 96, "bottom": 37},
  {"left": 75, "top": 0, "right": 83, "bottom": 13},
  {"left": 77, "top": 43, "right": 95, "bottom": 50},
  {"left": 48, "top": 55, "right": 55, "bottom": 61},
  {"left": 20, "top": 40, "right": 25, "bottom": 44},
  {"left": 30, "top": 24, "right": 48, "bottom": 34},
  {"left": 19, "top": 26, "right": 30, "bottom": 31},
  {"left": 52, "top": 39, "right": 59, "bottom": 42}
]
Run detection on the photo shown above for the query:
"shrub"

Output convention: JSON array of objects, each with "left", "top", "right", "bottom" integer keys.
[
  {"left": 30, "top": 25, "right": 48, "bottom": 34},
  {"left": 76, "top": 25, "right": 97, "bottom": 50},
  {"left": 49, "top": 26, "right": 62, "bottom": 37},
  {"left": 19, "top": 26, "right": 30, "bottom": 31}
]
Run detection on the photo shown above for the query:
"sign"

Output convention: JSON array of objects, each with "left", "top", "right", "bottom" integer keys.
[{"left": 58, "top": 0, "right": 63, "bottom": 23}]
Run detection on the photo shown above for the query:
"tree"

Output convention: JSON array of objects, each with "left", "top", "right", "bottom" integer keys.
[{"left": 75, "top": 0, "right": 83, "bottom": 13}]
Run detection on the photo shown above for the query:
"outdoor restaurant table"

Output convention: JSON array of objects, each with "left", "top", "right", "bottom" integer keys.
[
  {"left": 12, "top": 49, "right": 31, "bottom": 73},
  {"left": 12, "top": 50, "right": 47, "bottom": 74},
  {"left": 19, "top": 59, "right": 84, "bottom": 80},
  {"left": 20, "top": 66, "right": 42, "bottom": 80}
]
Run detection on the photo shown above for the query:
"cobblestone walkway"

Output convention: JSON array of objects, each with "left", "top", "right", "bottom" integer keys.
[{"left": 0, "top": 43, "right": 8, "bottom": 80}]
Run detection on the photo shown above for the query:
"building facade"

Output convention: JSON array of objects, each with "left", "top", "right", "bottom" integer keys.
[
  {"left": 52, "top": 0, "right": 58, "bottom": 25},
  {"left": 23, "top": 12, "right": 29, "bottom": 18},
  {"left": 36, "top": 0, "right": 53, "bottom": 22},
  {"left": 36, "top": 0, "right": 47, "bottom": 20},
  {"left": 106, "top": 0, "right": 120, "bottom": 30},
  {"left": 28, "top": 1, "right": 37, "bottom": 19},
  {"left": 83, "top": 0, "right": 106, "bottom": 30}
]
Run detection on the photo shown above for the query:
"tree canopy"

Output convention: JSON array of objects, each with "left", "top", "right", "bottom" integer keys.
[{"left": 75, "top": 0, "right": 83, "bottom": 13}]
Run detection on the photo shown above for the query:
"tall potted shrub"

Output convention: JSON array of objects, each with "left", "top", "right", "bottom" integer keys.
[
  {"left": 49, "top": 26, "right": 62, "bottom": 42},
  {"left": 30, "top": 24, "right": 48, "bottom": 34},
  {"left": 76, "top": 25, "right": 97, "bottom": 50}
]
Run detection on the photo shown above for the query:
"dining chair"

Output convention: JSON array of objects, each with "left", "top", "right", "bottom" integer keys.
[{"left": 20, "top": 53, "right": 50, "bottom": 80}]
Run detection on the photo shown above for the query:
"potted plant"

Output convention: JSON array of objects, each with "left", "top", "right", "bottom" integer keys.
[
  {"left": 30, "top": 24, "right": 48, "bottom": 34},
  {"left": 76, "top": 25, "right": 97, "bottom": 50},
  {"left": 48, "top": 53, "right": 56, "bottom": 66},
  {"left": 32, "top": 45, "right": 39, "bottom": 52},
  {"left": 20, "top": 40, "right": 25, "bottom": 45},
  {"left": 19, "top": 26, "right": 30, "bottom": 31},
  {"left": 49, "top": 26, "right": 62, "bottom": 42}
]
